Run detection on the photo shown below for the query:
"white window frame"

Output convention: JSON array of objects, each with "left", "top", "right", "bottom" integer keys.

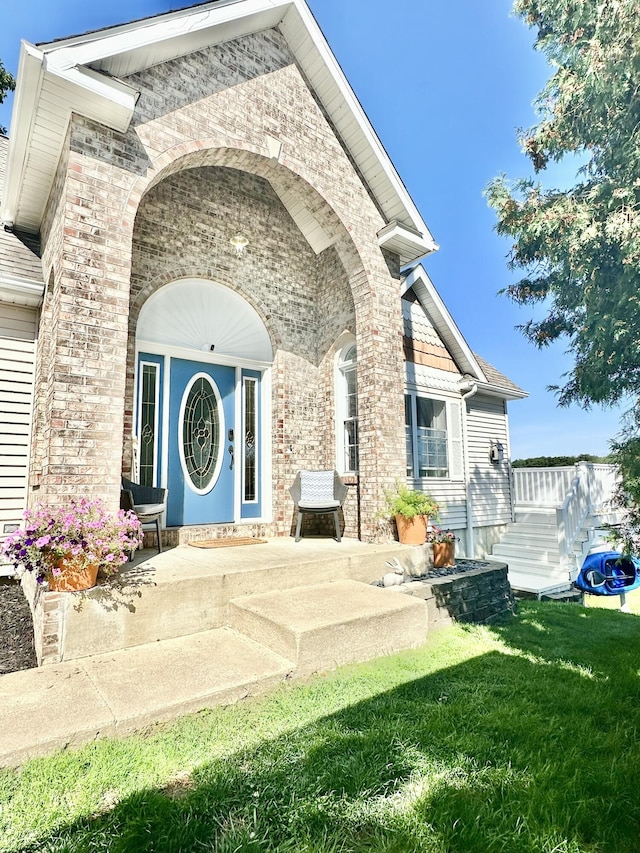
[
  {"left": 137, "top": 360, "right": 160, "bottom": 487},
  {"left": 404, "top": 392, "right": 464, "bottom": 482},
  {"left": 335, "top": 338, "right": 358, "bottom": 475},
  {"left": 405, "top": 393, "right": 449, "bottom": 479}
]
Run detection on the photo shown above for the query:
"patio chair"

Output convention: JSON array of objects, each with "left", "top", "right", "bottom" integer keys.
[
  {"left": 120, "top": 477, "right": 167, "bottom": 554},
  {"left": 289, "top": 469, "right": 347, "bottom": 542}
]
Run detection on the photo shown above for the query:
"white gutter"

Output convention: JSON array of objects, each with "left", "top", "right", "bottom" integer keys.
[
  {"left": 0, "top": 274, "right": 44, "bottom": 307},
  {"left": 460, "top": 379, "right": 478, "bottom": 558},
  {"left": 1, "top": 42, "right": 45, "bottom": 228},
  {"left": 475, "top": 381, "right": 528, "bottom": 402}
]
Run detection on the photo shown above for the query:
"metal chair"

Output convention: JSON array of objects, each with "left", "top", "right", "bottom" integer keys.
[
  {"left": 120, "top": 477, "right": 167, "bottom": 554},
  {"left": 289, "top": 469, "right": 347, "bottom": 542}
]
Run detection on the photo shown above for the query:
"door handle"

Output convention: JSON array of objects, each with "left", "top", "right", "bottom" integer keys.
[{"left": 228, "top": 444, "right": 234, "bottom": 470}]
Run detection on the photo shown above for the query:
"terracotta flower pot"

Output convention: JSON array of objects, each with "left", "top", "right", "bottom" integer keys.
[
  {"left": 47, "top": 557, "right": 99, "bottom": 592},
  {"left": 395, "top": 514, "right": 429, "bottom": 545},
  {"left": 433, "top": 541, "right": 455, "bottom": 568}
]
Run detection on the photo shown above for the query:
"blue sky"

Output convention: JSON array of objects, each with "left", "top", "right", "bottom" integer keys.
[{"left": 0, "top": 0, "right": 627, "bottom": 458}]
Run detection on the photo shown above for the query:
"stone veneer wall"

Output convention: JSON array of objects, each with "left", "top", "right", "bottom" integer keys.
[
  {"left": 29, "top": 26, "right": 406, "bottom": 538},
  {"left": 395, "top": 562, "right": 516, "bottom": 629}
]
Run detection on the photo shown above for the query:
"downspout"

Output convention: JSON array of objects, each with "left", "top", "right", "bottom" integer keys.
[{"left": 460, "top": 379, "right": 478, "bottom": 558}]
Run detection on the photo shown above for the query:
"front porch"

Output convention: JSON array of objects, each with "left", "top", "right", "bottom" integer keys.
[
  {"left": 8, "top": 538, "right": 514, "bottom": 765},
  {"left": 24, "top": 537, "right": 429, "bottom": 667}
]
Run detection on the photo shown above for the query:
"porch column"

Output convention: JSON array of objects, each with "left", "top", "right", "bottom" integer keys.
[
  {"left": 350, "top": 266, "right": 406, "bottom": 540},
  {"left": 29, "top": 138, "right": 135, "bottom": 510}
]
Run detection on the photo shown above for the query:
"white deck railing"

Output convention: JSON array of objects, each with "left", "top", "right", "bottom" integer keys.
[
  {"left": 513, "top": 466, "right": 578, "bottom": 506},
  {"left": 513, "top": 462, "right": 620, "bottom": 570}
]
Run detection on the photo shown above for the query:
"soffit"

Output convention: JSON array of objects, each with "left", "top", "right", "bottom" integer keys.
[{"left": 2, "top": 0, "right": 436, "bottom": 263}]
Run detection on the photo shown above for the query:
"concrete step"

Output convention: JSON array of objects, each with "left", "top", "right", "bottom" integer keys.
[
  {"left": 0, "top": 627, "right": 293, "bottom": 767},
  {"left": 40, "top": 539, "right": 426, "bottom": 663},
  {"left": 540, "top": 588, "right": 583, "bottom": 604},
  {"left": 229, "top": 579, "right": 428, "bottom": 677}
]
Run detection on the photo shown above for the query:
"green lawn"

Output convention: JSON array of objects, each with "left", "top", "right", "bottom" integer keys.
[{"left": 2, "top": 601, "right": 639, "bottom": 852}]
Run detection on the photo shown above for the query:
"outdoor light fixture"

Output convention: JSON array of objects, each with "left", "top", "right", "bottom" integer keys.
[
  {"left": 490, "top": 441, "right": 504, "bottom": 464},
  {"left": 230, "top": 233, "right": 249, "bottom": 257}
]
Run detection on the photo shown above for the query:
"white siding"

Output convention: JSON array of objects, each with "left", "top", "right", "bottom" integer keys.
[
  {"left": 0, "top": 304, "right": 37, "bottom": 529},
  {"left": 466, "top": 394, "right": 512, "bottom": 527}
]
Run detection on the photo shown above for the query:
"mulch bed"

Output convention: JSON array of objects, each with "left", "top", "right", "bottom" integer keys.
[
  {"left": 0, "top": 578, "right": 37, "bottom": 674},
  {"left": 413, "top": 558, "right": 496, "bottom": 580}
]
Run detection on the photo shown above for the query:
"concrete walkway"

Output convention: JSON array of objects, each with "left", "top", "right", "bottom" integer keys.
[{"left": 0, "top": 625, "right": 293, "bottom": 767}]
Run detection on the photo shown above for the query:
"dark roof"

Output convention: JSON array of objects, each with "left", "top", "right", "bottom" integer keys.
[
  {"left": 474, "top": 353, "right": 526, "bottom": 397},
  {"left": 36, "top": 1, "right": 216, "bottom": 48},
  {"left": 0, "top": 135, "right": 43, "bottom": 285}
]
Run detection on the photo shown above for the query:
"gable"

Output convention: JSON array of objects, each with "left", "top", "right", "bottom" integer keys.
[
  {"left": 2, "top": 0, "right": 437, "bottom": 266},
  {"left": 402, "top": 290, "right": 460, "bottom": 375},
  {"left": 402, "top": 265, "right": 527, "bottom": 401},
  {"left": 124, "top": 28, "right": 337, "bottom": 256}
]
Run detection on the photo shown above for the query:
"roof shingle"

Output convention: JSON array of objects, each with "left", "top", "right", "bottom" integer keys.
[{"left": 0, "top": 136, "right": 44, "bottom": 285}]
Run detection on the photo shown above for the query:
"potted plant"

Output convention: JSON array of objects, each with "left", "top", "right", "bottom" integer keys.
[
  {"left": 385, "top": 484, "right": 439, "bottom": 545},
  {"left": 3, "top": 498, "right": 143, "bottom": 591},
  {"left": 426, "top": 526, "right": 457, "bottom": 567}
]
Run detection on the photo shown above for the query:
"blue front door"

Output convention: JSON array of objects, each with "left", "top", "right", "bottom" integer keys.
[{"left": 167, "top": 359, "right": 235, "bottom": 526}]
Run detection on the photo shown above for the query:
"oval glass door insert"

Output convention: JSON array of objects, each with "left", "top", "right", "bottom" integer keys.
[{"left": 179, "top": 373, "right": 224, "bottom": 494}]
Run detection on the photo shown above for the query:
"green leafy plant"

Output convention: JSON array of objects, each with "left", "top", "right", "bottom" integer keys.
[
  {"left": 385, "top": 484, "right": 439, "bottom": 520},
  {"left": 0, "top": 57, "right": 15, "bottom": 136}
]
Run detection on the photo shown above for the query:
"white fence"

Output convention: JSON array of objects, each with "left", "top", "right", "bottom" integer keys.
[
  {"left": 513, "top": 464, "right": 618, "bottom": 510},
  {"left": 513, "top": 466, "right": 577, "bottom": 506}
]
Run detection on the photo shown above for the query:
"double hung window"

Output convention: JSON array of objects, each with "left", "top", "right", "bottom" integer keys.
[{"left": 405, "top": 394, "right": 448, "bottom": 478}]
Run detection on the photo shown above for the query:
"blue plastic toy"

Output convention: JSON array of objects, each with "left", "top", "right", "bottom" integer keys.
[{"left": 574, "top": 551, "right": 640, "bottom": 596}]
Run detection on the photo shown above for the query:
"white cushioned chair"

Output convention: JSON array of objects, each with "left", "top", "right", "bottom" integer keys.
[{"left": 289, "top": 469, "right": 347, "bottom": 542}]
